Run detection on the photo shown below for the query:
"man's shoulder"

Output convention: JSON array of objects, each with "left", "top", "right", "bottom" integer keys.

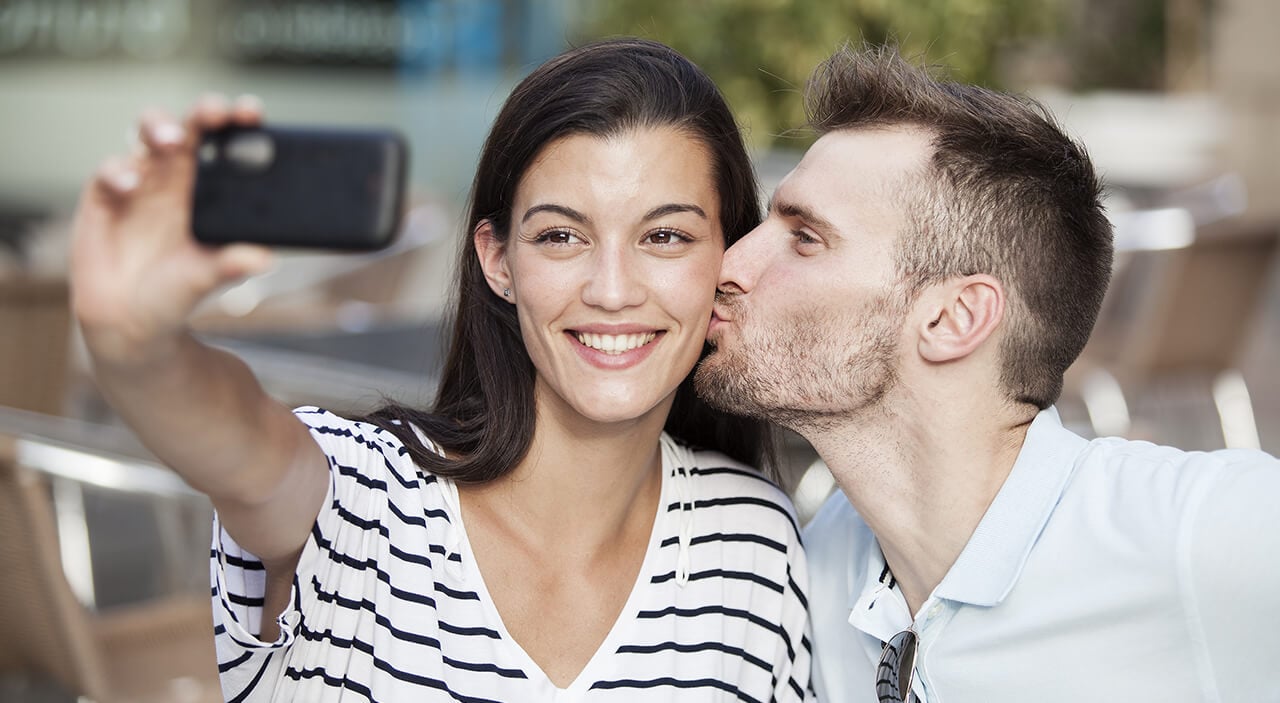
[
  {"left": 1076, "top": 434, "right": 1279, "bottom": 487},
  {"left": 804, "top": 489, "right": 859, "bottom": 532},
  {"left": 1050, "top": 435, "right": 1280, "bottom": 559},
  {"left": 802, "top": 490, "right": 874, "bottom": 563},
  {"left": 1097, "top": 440, "right": 1280, "bottom": 525}
]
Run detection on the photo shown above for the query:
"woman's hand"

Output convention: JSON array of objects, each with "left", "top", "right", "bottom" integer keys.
[
  {"left": 71, "top": 94, "right": 274, "bottom": 368},
  {"left": 65, "top": 94, "right": 330, "bottom": 577}
]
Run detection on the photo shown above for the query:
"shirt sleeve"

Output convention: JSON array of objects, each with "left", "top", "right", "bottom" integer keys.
[
  {"left": 209, "top": 407, "right": 429, "bottom": 698},
  {"left": 1182, "top": 448, "right": 1280, "bottom": 702}
]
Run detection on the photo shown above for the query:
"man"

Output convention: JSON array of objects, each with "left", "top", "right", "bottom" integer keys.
[{"left": 697, "top": 44, "right": 1280, "bottom": 702}]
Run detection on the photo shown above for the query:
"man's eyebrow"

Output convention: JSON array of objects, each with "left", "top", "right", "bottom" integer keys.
[
  {"left": 643, "top": 203, "right": 707, "bottom": 221},
  {"left": 772, "top": 199, "right": 838, "bottom": 237},
  {"left": 521, "top": 204, "right": 590, "bottom": 225}
]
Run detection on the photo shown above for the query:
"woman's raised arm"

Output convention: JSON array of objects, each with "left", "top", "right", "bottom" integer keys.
[{"left": 70, "top": 96, "right": 329, "bottom": 586}]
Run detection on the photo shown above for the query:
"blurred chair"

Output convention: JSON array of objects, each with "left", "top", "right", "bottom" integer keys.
[
  {"left": 1067, "top": 217, "right": 1279, "bottom": 448},
  {"left": 0, "top": 434, "right": 221, "bottom": 703},
  {"left": 0, "top": 277, "right": 70, "bottom": 415}
]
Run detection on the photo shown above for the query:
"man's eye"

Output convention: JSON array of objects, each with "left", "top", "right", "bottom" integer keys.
[{"left": 792, "top": 230, "right": 818, "bottom": 245}]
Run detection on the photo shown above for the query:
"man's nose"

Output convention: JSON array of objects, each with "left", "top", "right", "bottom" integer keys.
[{"left": 719, "top": 222, "right": 769, "bottom": 295}]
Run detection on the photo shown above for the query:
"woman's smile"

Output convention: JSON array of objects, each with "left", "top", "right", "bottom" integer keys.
[
  {"left": 572, "top": 331, "right": 658, "bottom": 355},
  {"left": 479, "top": 125, "right": 724, "bottom": 426}
]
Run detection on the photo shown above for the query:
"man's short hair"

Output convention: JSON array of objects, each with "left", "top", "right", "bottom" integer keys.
[{"left": 806, "top": 44, "right": 1114, "bottom": 409}]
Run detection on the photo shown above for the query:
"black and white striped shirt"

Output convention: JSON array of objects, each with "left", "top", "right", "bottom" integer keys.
[{"left": 211, "top": 408, "right": 814, "bottom": 702}]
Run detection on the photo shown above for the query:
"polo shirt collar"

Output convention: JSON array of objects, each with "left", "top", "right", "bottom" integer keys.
[
  {"left": 930, "top": 406, "right": 1088, "bottom": 607},
  {"left": 847, "top": 540, "right": 912, "bottom": 643}
]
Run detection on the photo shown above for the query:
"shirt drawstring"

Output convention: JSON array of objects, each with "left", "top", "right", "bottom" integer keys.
[
  {"left": 407, "top": 422, "right": 469, "bottom": 581},
  {"left": 438, "top": 480, "right": 468, "bottom": 581},
  {"left": 662, "top": 434, "right": 696, "bottom": 588}
]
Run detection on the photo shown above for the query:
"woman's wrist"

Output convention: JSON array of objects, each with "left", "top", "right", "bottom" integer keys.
[{"left": 82, "top": 321, "right": 192, "bottom": 377}]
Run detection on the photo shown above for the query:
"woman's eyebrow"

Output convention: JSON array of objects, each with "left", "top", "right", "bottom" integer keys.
[
  {"left": 643, "top": 203, "right": 707, "bottom": 221},
  {"left": 522, "top": 203, "right": 707, "bottom": 225},
  {"left": 521, "top": 203, "right": 590, "bottom": 224}
]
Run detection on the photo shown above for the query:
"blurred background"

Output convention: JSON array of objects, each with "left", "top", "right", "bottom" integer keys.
[{"left": 0, "top": 0, "right": 1275, "bottom": 700}]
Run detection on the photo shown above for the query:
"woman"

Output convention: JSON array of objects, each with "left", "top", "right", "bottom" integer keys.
[{"left": 71, "top": 38, "right": 812, "bottom": 701}]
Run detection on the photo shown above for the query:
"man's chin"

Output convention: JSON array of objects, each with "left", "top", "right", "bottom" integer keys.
[{"left": 694, "top": 353, "right": 762, "bottom": 416}]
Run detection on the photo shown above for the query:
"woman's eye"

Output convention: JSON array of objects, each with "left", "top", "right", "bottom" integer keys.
[
  {"left": 645, "top": 229, "right": 688, "bottom": 245},
  {"left": 535, "top": 229, "right": 581, "bottom": 245}
]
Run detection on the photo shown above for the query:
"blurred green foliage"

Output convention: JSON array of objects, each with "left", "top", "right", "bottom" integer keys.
[{"left": 577, "top": 0, "right": 1168, "bottom": 148}]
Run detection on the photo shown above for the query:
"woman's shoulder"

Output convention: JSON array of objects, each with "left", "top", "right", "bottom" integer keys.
[
  {"left": 683, "top": 445, "right": 787, "bottom": 496},
  {"left": 283, "top": 408, "right": 462, "bottom": 547},
  {"left": 666, "top": 436, "right": 801, "bottom": 538},
  {"left": 292, "top": 406, "right": 449, "bottom": 480}
]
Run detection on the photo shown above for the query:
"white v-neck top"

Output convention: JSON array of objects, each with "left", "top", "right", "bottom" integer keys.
[{"left": 211, "top": 408, "right": 813, "bottom": 702}]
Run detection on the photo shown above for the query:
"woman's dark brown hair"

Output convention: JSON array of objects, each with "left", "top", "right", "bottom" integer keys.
[{"left": 362, "top": 38, "right": 771, "bottom": 483}]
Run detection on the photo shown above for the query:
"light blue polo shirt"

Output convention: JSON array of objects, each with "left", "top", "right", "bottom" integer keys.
[{"left": 805, "top": 407, "right": 1280, "bottom": 702}]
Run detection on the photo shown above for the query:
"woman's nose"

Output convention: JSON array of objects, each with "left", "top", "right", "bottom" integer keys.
[{"left": 581, "top": 244, "right": 647, "bottom": 310}]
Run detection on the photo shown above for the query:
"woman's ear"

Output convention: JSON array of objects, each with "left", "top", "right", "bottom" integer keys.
[
  {"left": 474, "top": 220, "right": 514, "bottom": 302},
  {"left": 917, "top": 274, "right": 1005, "bottom": 363}
]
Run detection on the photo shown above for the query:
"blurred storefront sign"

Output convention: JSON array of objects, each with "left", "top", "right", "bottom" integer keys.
[
  {"left": 0, "top": 0, "right": 190, "bottom": 60},
  {"left": 220, "top": 0, "right": 511, "bottom": 70},
  {"left": 0, "top": 0, "right": 564, "bottom": 213},
  {"left": 0, "top": 0, "right": 545, "bottom": 72}
]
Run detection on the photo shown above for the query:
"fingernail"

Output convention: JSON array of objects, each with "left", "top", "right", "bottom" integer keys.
[
  {"left": 114, "top": 170, "right": 139, "bottom": 191},
  {"left": 154, "top": 122, "right": 186, "bottom": 145}
]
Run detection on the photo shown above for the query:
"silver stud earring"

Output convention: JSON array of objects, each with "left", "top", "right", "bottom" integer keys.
[{"left": 502, "top": 287, "right": 510, "bottom": 298}]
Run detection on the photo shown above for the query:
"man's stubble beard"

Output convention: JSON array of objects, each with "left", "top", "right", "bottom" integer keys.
[{"left": 694, "top": 294, "right": 904, "bottom": 433}]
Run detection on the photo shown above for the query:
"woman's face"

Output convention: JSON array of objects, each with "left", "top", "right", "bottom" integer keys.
[{"left": 479, "top": 126, "right": 724, "bottom": 429}]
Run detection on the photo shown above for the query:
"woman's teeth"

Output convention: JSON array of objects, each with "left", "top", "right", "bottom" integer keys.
[{"left": 575, "top": 332, "right": 657, "bottom": 354}]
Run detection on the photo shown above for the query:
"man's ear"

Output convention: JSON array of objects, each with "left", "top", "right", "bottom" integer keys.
[
  {"left": 916, "top": 274, "right": 1005, "bottom": 363},
  {"left": 473, "top": 219, "right": 513, "bottom": 302}
]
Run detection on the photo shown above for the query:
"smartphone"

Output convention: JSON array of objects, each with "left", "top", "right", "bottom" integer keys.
[{"left": 192, "top": 125, "right": 409, "bottom": 250}]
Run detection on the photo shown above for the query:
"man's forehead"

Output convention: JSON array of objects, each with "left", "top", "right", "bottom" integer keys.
[
  {"left": 804, "top": 126, "right": 934, "bottom": 181},
  {"left": 768, "top": 126, "right": 932, "bottom": 243},
  {"left": 774, "top": 127, "right": 930, "bottom": 204}
]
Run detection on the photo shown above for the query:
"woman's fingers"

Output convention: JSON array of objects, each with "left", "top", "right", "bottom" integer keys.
[
  {"left": 92, "top": 155, "right": 141, "bottom": 200},
  {"left": 72, "top": 92, "right": 275, "bottom": 356},
  {"left": 185, "top": 93, "right": 264, "bottom": 134},
  {"left": 186, "top": 93, "right": 232, "bottom": 133},
  {"left": 137, "top": 108, "right": 188, "bottom": 155},
  {"left": 214, "top": 243, "right": 275, "bottom": 282},
  {"left": 95, "top": 93, "right": 269, "bottom": 235},
  {"left": 116, "top": 93, "right": 264, "bottom": 197},
  {"left": 229, "top": 94, "right": 265, "bottom": 126}
]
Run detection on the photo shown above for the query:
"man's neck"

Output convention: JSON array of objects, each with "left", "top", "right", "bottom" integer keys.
[{"left": 801, "top": 394, "right": 1036, "bottom": 616}]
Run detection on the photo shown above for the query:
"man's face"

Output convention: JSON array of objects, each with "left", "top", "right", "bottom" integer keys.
[{"left": 695, "top": 127, "right": 933, "bottom": 427}]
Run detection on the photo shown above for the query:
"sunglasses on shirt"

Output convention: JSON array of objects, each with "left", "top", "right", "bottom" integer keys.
[{"left": 876, "top": 628, "right": 921, "bottom": 702}]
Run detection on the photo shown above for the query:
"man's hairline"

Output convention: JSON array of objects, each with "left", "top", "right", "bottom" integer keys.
[{"left": 802, "top": 123, "right": 943, "bottom": 262}]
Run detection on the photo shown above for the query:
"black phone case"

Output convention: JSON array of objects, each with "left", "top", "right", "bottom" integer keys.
[{"left": 192, "top": 125, "right": 408, "bottom": 250}]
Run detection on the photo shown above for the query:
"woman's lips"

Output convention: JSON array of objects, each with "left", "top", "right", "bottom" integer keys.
[{"left": 566, "top": 329, "right": 664, "bottom": 368}]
